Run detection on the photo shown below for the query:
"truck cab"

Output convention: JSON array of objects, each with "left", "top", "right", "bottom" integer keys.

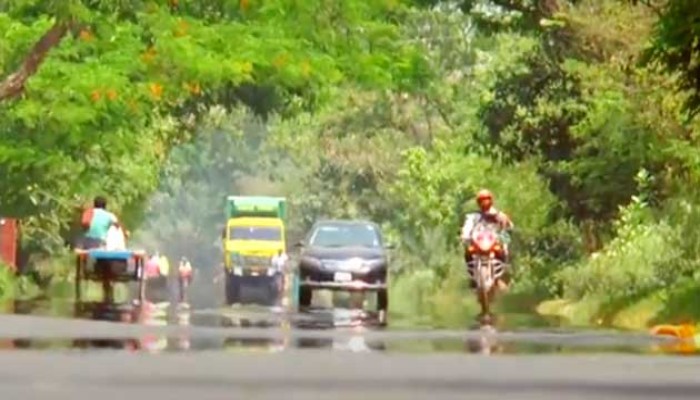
[{"left": 223, "top": 196, "right": 287, "bottom": 305}]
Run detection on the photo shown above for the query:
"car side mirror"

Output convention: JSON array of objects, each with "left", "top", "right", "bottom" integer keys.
[
  {"left": 384, "top": 243, "right": 396, "bottom": 250},
  {"left": 294, "top": 241, "right": 305, "bottom": 248}
]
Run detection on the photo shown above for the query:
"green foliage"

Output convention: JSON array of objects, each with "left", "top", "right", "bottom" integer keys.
[
  {"left": 558, "top": 193, "right": 672, "bottom": 301},
  {"left": 0, "top": 0, "right": 431, "bottom": 258},
  {"left": 140, "top": 0, "right": 700, "bottom": 327},
  {"left": 0, "top": 266, "right": 16, "bottom": 300},
  {"left": 5, "top": 0, "right": 700, "bottom": 330},
  {"left": 645, "top": 0, "right": 700, "bottom": 115}
]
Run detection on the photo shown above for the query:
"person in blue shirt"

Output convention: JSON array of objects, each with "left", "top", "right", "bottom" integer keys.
[{"left": 80, "top": 196, "right": 122, "bottom": 249}]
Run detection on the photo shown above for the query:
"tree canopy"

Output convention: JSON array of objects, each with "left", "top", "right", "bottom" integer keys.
[
  {"left": 4, "top": 0, "right": 700, "bottom": 328},
  {"left": 0, "top": 0, "right": 429, "bottom": 251}
]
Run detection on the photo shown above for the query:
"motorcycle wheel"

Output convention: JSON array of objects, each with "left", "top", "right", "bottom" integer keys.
[{"left": 475, "top": 259, "right": 493, "bottom": 316}]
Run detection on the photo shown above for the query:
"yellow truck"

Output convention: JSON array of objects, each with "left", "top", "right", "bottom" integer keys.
[{"left": 223, "top": 196, "right": 287, "bottom": 305}]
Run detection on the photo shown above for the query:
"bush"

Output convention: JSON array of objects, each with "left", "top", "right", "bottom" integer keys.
[
  {"left": 557, "top": 194, "right": 680, "bottom": 303},
  {"left": 0, "top": 266, "right": 15, "bottom": 301},
  {"left": 388, "top": 226, "right": 478, "bottom": 327}
]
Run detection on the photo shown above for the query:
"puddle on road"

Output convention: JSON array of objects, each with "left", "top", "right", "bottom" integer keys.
[{"left": 0, "top": 299, "right": 695, "bottom": 356}]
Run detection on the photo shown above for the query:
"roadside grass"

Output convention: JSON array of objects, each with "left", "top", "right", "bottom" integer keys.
[
  {"left": 536, "top": 285, "right": 700, "bottom": 332},
  {"left": 651, "top": 282, "right": 700, "bottom": 325},
  {"left": 389, "top": 265, "right": 486, "bottom": 329},
  {"left": 0, "top": 266, "right": 16, "bottom": 301}
]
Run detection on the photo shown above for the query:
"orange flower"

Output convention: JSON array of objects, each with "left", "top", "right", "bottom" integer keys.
[
  {"left": 185, "top": 82, "right": 201, "bottom": 95},
  {"left": 141, "top": 47, "right": 157, "bottom": 64},
  {"left": 240, "top": 0, "right": 250, "bottom": 11},
  {"left": 106, "top": 89, "right": 118, "bottom": 101},
  {"left": 90, "top": 90, "right": 101, "bottom": 102},
  {"left": 272, "top": 53, "right": 288, "bottom": 69},
  {"left": 79, "top": 29, "right": 94, "bottom": 42},
  {"left": 149, "top": 83, "right": 163, "bottom": 99},
  {"left": 127, "top": 99, "right": 139, "bottom": 113},
  {"left": 174, "top": 19, "right": 188, "bottom": 37},
  {"left": 300, "top": 60, "right": 311, "bottom": 77}
]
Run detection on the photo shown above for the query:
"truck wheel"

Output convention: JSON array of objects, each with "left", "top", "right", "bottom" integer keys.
[
  {"left": 298, "top": 285, "right": 312, "bottom": 309},
  {"left": 266, "top": 277, "right": 281, "bottom": 307},
  {"left": 225, "top": 274, "right": 241, "bottom": 305}
]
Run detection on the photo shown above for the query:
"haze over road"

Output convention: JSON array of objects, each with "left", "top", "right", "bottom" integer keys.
[{"left": 0, "top": 311, "right": 697, "bottom": 400}]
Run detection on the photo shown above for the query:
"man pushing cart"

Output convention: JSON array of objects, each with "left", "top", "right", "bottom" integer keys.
[{"left": 74, "top": 196, "right": 146, "bottom": 305}]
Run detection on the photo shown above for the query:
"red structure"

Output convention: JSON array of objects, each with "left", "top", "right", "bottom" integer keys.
[{"left": 0, "top": 218, "right": 18, "bottom": 271}]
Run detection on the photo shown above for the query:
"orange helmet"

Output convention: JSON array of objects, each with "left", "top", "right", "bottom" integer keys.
[{"left": 476, "top": 189, "right": 493, "bottom": 203}]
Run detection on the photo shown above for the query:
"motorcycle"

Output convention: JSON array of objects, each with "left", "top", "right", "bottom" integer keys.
[{"left": 463, "top": 216, "right": 507, "bottom": 319}]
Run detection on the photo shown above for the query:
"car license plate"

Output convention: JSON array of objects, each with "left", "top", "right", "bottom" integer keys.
[{"left": 334, "top": 272, "right": 352, "bottom": 282}]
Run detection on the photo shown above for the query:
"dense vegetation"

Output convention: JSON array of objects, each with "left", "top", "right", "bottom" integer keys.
[{"left": 3, "top": 0, "right": 700, "bottom": 328}]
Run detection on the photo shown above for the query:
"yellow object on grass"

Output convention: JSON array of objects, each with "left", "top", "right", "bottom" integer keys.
[
  {"left": 650, "top": 323, "right": 696, "bottom": 338},
  {"left": 650, "top": 323, "right": 699, "bottom": 354}
]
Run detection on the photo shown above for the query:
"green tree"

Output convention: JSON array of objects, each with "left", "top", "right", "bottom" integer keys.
[{"left": 0, "top": 0, "right": 430, "bottom": 254}]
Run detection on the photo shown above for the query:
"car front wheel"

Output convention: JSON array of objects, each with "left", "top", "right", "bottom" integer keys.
[
  {"left": 298, "top": 285, "right": 312, "bottom": 309},
  {"left": 377, "top": 289, "right": 388, "bottom": 312}
]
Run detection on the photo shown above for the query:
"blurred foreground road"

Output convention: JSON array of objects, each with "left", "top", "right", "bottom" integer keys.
[
  {"left": 1, "top": 351, "right": 699, "bottom": 400},
  {"left": 0, "top": 314, "right": 698, "bottom": 400}
]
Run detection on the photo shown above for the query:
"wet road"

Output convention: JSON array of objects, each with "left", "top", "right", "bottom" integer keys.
[
  {"left": 2, "top": 351, "right": 700, "bottom": 400},
  {"left": 0, "top": 300, "right": 698, "bottom": 400}
]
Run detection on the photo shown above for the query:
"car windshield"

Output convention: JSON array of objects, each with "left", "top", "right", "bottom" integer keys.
[
  {"left": 309, "top": 224, "right": 381, "bottom": 248},
  {"left": 229, "top": 226, "right": 282, "bottom": 241}
]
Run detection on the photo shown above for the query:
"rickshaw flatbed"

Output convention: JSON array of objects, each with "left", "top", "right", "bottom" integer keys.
[{"left": 74, "top": 248, "right": 147, "bottom": 305}]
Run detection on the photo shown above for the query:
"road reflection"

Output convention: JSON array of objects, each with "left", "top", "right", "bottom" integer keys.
[
  {"left": 2, "top": 299, "right": 696, "bottom": 356},
  {"left": 68, "top": 302, "right": 507, "bottom": 354}
]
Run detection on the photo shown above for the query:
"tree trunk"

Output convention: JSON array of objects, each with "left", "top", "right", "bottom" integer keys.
[{"left": 0, "top": 20, "right": 72, "bottom": 102}]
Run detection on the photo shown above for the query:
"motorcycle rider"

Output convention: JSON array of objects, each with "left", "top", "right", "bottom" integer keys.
[
  {"left": 78, "top": 196, "right": 126, "bottom": 303},
  {"left": 460, "top": 189, "right": 513, "bottom": 290}
]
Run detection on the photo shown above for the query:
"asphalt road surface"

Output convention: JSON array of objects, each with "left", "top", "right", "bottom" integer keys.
[
  {"left": 0, "top": 310, "right": 698, "bottom": 400},
  {"left": 2, "top": 350, "right": 700, "bottom": 400}
]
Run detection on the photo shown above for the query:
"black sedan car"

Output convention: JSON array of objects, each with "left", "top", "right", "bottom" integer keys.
[{"left": 296, "top": 220, "right": 391, "bottom": 313}]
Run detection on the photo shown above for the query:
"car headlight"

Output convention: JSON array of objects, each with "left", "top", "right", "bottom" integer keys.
[
  {"left": 342, "top": 258, "right": 372, "bottom": 273},
  {"left": 361, "top": 259, "right": 386, "bottom": 273},
  {"left": 300, "top": 256, "right": 322, "bottom": 268},
  {"left": 230, "top": 253, "right": 243, "bottom": 265}
]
